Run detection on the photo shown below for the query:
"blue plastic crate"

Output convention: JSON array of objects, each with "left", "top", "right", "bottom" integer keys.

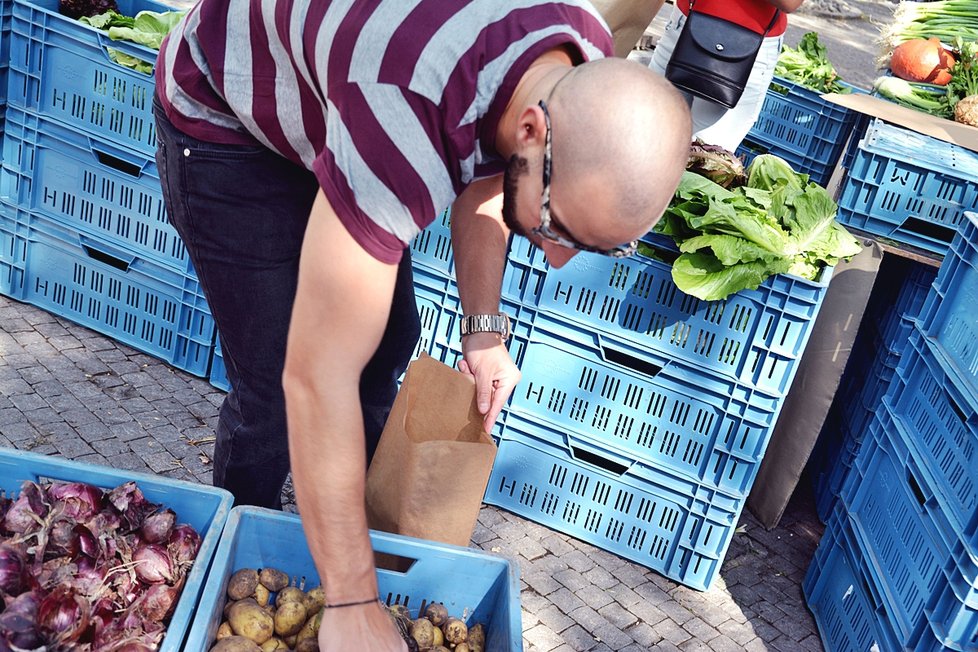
[
  {"left": 921, "top": 538, "right": 978, "bottom": 652},
  {"left": 210, "top": 335, "right": 229, "bottom": 392},
  {"left": 410, "top": 207, "right": 549, "bottom": 307},
  {"left": 509, "top": 312, "right": 783, "bottom": 497},
  {"left": 7, "top": 0, "right": 170, "bottom": 157},
  {"left": 0, "top": 446, "right": 233, "bottom": 652},
  {"left": 184, "top": 506, "right": 523, "bottom": 652},
  {"left": 836, "top": 120, "right": 978, "bottom": 255},
  {"left": 814, "top": 416, "right": 859, "bottom": 524},
  {"left": 486, "top": 412, "right": 743, "bottom": 591},
  {"left": 737, "top": 80, "right": 866, "bottom": 187},
  {"left": 411, "top": 264, "right": 535, "bottom": 372},
  {"left": 537, "top": 238, "right": 831, "bottom": 397},
  {"left": 0, "top": 203, "right": 214, "bottom": 375},
  {"left": 1, "top": 2, "right": 10, "bottom": 109},
  {"left": 877, "top": 262, "right": 938, "bottom": 350},
  {"left": 1, "top": 106, "right": 193, "bottom": 274},
  {"left": 803, "top": 511, "right": 902, "bottom": 652},
  {"left": 840, "top": 406, "right": 959, "bottom": 644},
  {"left": 918, "top": 211, "right": 978, "bottom": 405},
  {"left": 887, "top": 330, "right": 978, "bottom": 550}
]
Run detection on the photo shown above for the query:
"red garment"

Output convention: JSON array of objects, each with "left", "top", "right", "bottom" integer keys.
[{"left": 676, "top": 0, "right": 787, "bottom": 36}]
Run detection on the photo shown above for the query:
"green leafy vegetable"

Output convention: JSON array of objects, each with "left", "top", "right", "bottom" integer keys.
[
  {"left": 106, "top": 10, "right": 186, "bottom": 50},
  {"left": 79, "top": 9, "right": 185, "bottom": 51},
  {"left": 879, "top": 0, "right": 978, "bottom": 55},
  {"left": 654, "top": 155, "right": 862, "bottom": 301},
  {"left": 948, "top": 38, "right": 978, "bottom": 126},
  {"left": 78, "top": 9, "right": 133, "bottom": 29},
  {"left": 775, "top": 32, "right": 849, "bottom": 94},
  {"left": 873, "top": 75, "right": 953, "bottom": 118},
  {"left": 106, "top": 47, "right": 154, "bottom": 74}
]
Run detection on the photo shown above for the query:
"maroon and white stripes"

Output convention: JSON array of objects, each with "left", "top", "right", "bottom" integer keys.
[{"left": 156, "top": 0, "right": 613, "bottom": 262}]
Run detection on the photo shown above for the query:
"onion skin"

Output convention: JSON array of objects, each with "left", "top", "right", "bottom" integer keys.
[
  {"left": 133, "top": 543, "right": 174, "bottom": 584},
  {"left": 47, "top": 482, "right": 104, "bottom": 522},
  {"left": 891, "top": 38, "right": 956, "bottom": 86},
  {"left": 0, "top": 544, "right": 29, "bottom": 596},
  {"left": 140, "top": 509, "right": 176, "bottom": 544}
]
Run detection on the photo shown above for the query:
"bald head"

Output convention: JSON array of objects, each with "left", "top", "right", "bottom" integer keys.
[{"left": 548, "top": 58, "right": 691, "bottom": 239}]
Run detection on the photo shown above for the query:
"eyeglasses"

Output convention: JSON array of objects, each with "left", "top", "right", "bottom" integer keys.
[{"left": 530, "top": 100, "right": 637, "bottom": 259}]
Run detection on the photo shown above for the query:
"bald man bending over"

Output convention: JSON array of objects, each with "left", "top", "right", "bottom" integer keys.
[{"left": 155, "top": 1, "right": 690, "bottom": 649}]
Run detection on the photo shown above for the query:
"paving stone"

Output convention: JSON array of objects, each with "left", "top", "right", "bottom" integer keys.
[
  {"left": 536, "top": 604, "right": 576, "bottom": 635},
  {"left": 597, "top": 601, "right": 638, "bottom": 631},
  {"left": 524, "top": 623, "right": 565, "bottom": 651},
  {"left": 574, "top": 584, "right": 615, "bottom": 611},
  {"left": 656, "top": 600, "right": 695, "bottom": 626},
  {"left": 624, "top": 621, "right": 662, "bottom": 648},
  {"left": 678, "top": 639, "right": 714, "bottom": 652},
  {"left": 548, "top": 587, "right": 588, "bottom": 616},
  {"left": 680, "top": 617, "right": 718, "bottom": 642},
  {"left": 591, "top": 620, "right": 633, "bottom": 650},
  {"left": 53, "top": 437, "right": 96, "bottom": 459},
  {"left": 717, "top": 617, "right": 760, "bottom": 645},
  {"left": 560, "top": 626, "right": 599, "bottom": 651},
  {"left": 606, "top": 583, "right": 642, "bottom": 609},
  {"left": 655, "top": 618, "right": 692, "bottom": 646},
  {"left": 516, "top": 536, "right": 550, "bottom": 561},
  {"left": 554, "top": 569, "right": 589, "bottom": 593},
  {"left": 525, "top": 571, "right": 563, "bottom": 596}
]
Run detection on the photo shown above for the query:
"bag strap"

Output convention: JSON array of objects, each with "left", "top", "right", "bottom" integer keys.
[{"left": 686, "top": 1, "right": 781, "bottom": 37}]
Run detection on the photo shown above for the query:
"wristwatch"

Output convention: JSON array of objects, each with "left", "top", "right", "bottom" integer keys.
[{"left": 460, "top": 313, "right": 511, "bottom": 342}]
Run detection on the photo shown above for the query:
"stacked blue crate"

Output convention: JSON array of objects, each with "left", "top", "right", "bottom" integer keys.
[
  {"left": 735, "top": 77, "right": 865, "bottom": 187},
  {"left": 1, "top": 0, "right": 10, "bottom": 138},
  {"left": 812, "top": 258, "right": 937, "bottom": 521},
  {"left": 410, "top": 211, "right": 835, "bottom": 590},
  {"left": 836, "top": 119, "right": 978, "bottom": 256},
  {"left": 0, "top": 0, "right": 216, "bottom": 376},
  {"left": 806, "top": 212, "right": 978, "bottom": 652}
]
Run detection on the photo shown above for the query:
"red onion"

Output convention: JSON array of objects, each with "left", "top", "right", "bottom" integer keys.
[
  {"left": 0, "top": 591, "right": 41, "bottom": 650},
  {"left": 46, "top": 517, "right": 80, "bottom": 559},
  {"left": 3, "top": 482, "right": 47, "bottom": 535},
  {"left": 37, "top": 586, "right": 91, "bottom": 645},
  {"left": 75, "top": 523, "right": 100, "bottom": 560},
  {"left": 132, "top": 583, "right": 179, "bottom": 622},
  {"left": 140, "top": 508, "right": 175, "bottom": 544},
  {"left": 168, "top": 524, "right": 201, "bottom": 565},
  {"left": 0, "top": 544, "right": 29, "bottom": 596},
  {"left": 108, "top": 482, "right": 156, "bottom": 532},
  {"left": 132, "top": 544, "right": 173, "bottom": 584},
  {"left": 47, "top": 481, "right": 104, "bottom": 522}
]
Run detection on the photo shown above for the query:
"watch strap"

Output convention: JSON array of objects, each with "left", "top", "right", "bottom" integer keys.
[{"left": 460, "top": 313, "right": 511, "bottom": 341}]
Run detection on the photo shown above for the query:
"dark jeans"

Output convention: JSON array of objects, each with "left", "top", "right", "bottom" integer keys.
[{"left": 153, "top": 99, "right": 421, "bottom": 508}]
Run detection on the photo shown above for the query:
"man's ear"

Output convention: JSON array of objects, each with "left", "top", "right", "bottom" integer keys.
[{"left": 515, "top": 104, "right": 547, "bottom": 149}]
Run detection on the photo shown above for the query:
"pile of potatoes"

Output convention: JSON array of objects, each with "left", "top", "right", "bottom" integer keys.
[
  {"left": 209, "top": 567, "right": 324, "bottom": 652},
  {"left": 387, "top": 602, "right": 486, "bottom": 652},
  {"left": 208, "top": 566, "right": 488, "bottom": 652}
]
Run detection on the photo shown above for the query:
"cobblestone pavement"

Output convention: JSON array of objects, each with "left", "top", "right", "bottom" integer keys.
[{"left": 0, "top": 295, "right": 827, "bottom": 651}]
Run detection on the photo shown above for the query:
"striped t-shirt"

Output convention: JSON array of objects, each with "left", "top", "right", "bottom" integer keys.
[{"left": 156, "top": 0, "right": 614, "bottom": 263}]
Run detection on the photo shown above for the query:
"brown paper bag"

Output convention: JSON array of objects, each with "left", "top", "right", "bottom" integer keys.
[{"left": 365, "top": 354, "right": 497, "bottom": 547}]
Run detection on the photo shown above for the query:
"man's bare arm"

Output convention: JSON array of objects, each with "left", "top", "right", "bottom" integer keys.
[
  {"left": 451, "top": 176, "right": 521, "bottom": 431},
  {"left": 282, "top": 189, "right": 406, "bottom": 651}
]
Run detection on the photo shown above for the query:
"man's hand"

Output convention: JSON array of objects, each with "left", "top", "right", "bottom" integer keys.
[
  {"left": 459, "top": 332, "right": 521, "bottom": 432},
  {"left": 318, "top": 601, "right": 408, "bottom": 652}
]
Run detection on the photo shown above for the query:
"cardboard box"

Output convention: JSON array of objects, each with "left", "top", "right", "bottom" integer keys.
[{"left": 824, "top": 92, "right": 978, "bottom": 153}]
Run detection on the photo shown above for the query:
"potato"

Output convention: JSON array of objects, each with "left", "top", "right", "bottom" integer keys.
[
  {"left": 283, "top": 634, "right": 298, "bottom": 648},
  {"left": 431, "top": 623, "right": 444, "bottom": 647},
  {"left": 228, "top": 569, "right": 260, "bottom": 601},
  {"left": 304, "top": 586, "right": 325, "bottom": 612},
  {"left": 442, "top": 617, "right": 468, "bottom": 645},
  {"left": 410, "top": 618, "right": 435, "bottom": 649},
  {"left": 254, "top": 583, "right": 271, "bottom": 608},
  {"left": 276, "top": 586, "right": 306, "bottom": 607},
  {"left": 429, "top": 648, "right": 451, "bottom": 652},
  {"left": 424, "top": 602, "right": 449, "bottom": 627},
  {"left": 216, "top": 622, "right": 233, "bottom": 640},
  {"left": 259, "top": 637, "right": 288, "bottom": 651},
  {"left": 259, "top": 568, "right": 290, "bottom": 593},
  {"left": 388, "top": 603, "right": 411, "bottom": 620},
  {"left": 455, "top": 644, "right": 471, "bottom": 652},
  {"left": 209, "top": 636, "right": 262, "bottom": 652},
  {"left": 467, "top": 623, "right": 486, "bottom": 652},
  {"left": 226, "top": 598, "right": 258, "bottom": 621},
  {"left": 296, "top": 608, "right": 322, "bottom": 643},
  {"left": 274, "top": 600, "right": 307, "bottom": 637},
  {"left": 295, "top": 639, "right": 320, "bottom": 652},
  {"left": 228, "top": 600, "right": 275, "bottom": 645}
]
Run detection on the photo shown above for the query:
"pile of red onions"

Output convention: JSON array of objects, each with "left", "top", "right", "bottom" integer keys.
[{"left": 0, "top": 479, "right": 202, "bottom": 651}]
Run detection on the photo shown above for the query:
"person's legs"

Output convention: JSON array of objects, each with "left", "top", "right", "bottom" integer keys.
[
  {"left": 154, "top": 99, "right": 316, "bottom": 508},
  {"left": 154, "top": 99, "right": 422, "bottom": 505},
  {"left": 691, "top": 34, "right": 783, "bottom": 151},
  {"left": 649, "top": 9, "right": 782, "bottom": 151}
]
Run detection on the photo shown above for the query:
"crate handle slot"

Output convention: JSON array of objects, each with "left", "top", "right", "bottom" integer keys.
[
  {"left": 635, "top": 241, "right": 679, "bottom": 265},
  {"left": 92, "top": 147, "right": 148, "bottom": 179},
  {"left": 905, "top": 461, "right": 931, "bottom": 511},
  {"left": 96, "top": 34, "right": 157, "bottom": 75},
  {"left": 943, "top": 380, "right": 975, "bottom": 426},
  {"left": 739, "top": 137, "right": 770, "bottom": 157},
  {"left": 600, "top": 344, "right": 663, "bottom": 378},
  {"left": 81, "top": 240, "right": 134, "bottom": 273},
  {"left": 901, "top": 216, "right": 956, "bottom": 244},
  {"left": 569, "top": 445, "right": 629, "bottom": 476}
]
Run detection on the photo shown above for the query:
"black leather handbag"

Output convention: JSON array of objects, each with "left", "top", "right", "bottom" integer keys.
[{"left": 665, "top": 2, "right": 780, "bottom": 109}]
